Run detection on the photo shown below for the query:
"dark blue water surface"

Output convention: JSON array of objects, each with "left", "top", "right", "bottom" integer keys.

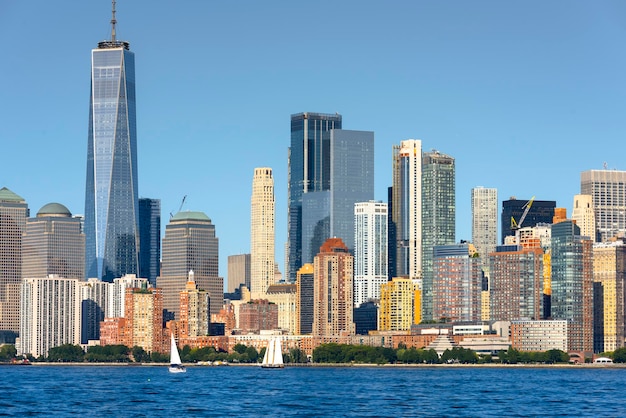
[{"left": 1, "top": 365, "right": 624, "bottom": 416}]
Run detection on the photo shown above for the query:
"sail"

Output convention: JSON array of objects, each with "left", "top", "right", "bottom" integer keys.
[
  {"left": 273, "top": 338, "right": 284, "bottom": 366},
  {"left": 170, "top": 334, "right": 182, "bottom": 365},
  {"left": 262, "top": 338, "right": 283, "bottom": 368}
]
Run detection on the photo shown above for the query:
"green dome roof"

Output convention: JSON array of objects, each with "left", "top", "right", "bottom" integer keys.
[
  {"left": 37, "top": 203, "right": 71, "bottom": 217},
  {"left": 0, "top": 187, "right": 25, "bottom": 202},
  {"left": 171, "top": 211, "right": 211, "bottom": 222}
]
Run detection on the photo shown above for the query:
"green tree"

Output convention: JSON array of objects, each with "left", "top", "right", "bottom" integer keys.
[
  {"left": 245, "top": 346, "right": 259, "bottom": 363},
  {"left": 0, "top": 344, "right": 17, "bottom": 362},
  {"left": 233, "top": 344, "right": 248, "bottom": 354},
  {"left": 131, "top": 346, "right": 151, "bottom": 363},
  {"left": 47, "top": 344, "right": 85, "bottom": 362},
  {"left": 612, "top": 347, "right": 626, "bottom": 363}
]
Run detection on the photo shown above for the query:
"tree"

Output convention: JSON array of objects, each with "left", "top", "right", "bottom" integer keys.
[
  {"left": 47, "top": 344, "right": 85, "bottom": 362},
  {"left": 131, "top": 346, "right": 151, "bottom": 363},
  {"left": 233, "top": 344, "right": 248, "bottom": 354},
  {"left": 612, "top": 347, "right": 626, "bottom": 363},
  {"left": 0, "top": 344, "right": 17, "bottom": 362}
]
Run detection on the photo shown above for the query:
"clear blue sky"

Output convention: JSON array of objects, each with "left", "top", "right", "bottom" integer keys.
[{"left": 2, "top": 1, "right": 625, "bottom": 284}]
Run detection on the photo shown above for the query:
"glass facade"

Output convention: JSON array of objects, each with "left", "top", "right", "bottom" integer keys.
[
  {"left": 500, "top": 199, "right": 556, "bottom": 244},
  {"left": 85, "top": 42, "right": 139, "bottom": 282},
  {"left": 287, "top": 112, "right": 341, "bottom": 282},
  {"left": 138, "top": 198, "right": 161, "bottom": 287}
]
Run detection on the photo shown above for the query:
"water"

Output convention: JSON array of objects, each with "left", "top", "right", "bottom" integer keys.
[{"left": 1, "top": 365, "right": 625, "bottom": 417}]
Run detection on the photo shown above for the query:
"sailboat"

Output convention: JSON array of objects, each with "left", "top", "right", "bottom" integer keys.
[
  {"left": 169, "top": 333, "right": 186, "bottom": 373},
  {"left": 261, "top": 338, "right": 284, "bottom": 369}
]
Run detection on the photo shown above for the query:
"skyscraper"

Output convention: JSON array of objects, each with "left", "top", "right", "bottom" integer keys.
[
  {"left": 227, "top": 254, "right": 251, "bottom": 293},
  {"left": 250, "top": 168, "right": 275, "bottom": 298},
  {"left": 0, "top": 187, "right": 28, "bottom": 339},
  {"left": 312, "top": 238, "right": 355, "bottom": 336},
  {"left": 421, "top": 150, "right": 456, "bottom": 321},
  {"left": 391, "top": 140, "right": 422, "bottom": 282},
  {"left": 138, "top": 198, "right": 161, "bottom": 287},
  {"left": 354, "top": 201, "right": 388, "bottom": 307},
  {"left": 287, "top": 112, "right": 342, "bottom": 282},
  {"left": 179, "top": 270, "right": 210, "bottom": 338},
  {"left": 572, "top": 194, "right": 596, "bottom": 242},
  {"left": 501, "top": 198, "right": 556, "bottom": 244},
  {"left": 22, "top": 203, "right": 85, "bottom": 280},
  {"left": 296, "top": 263, "right": 314, "bottom": 335},
  {"left": 379, "top": 277, "right": 420, "bottom": 331},
  {"left": 471, "top": 187, "right": 498, "bottom": 266},
  {"left": 158, "top": 212, "right": 222, "bottom": 317},
  {"left": 581, "top": 169, "right": 626, "bottom": 242},
  {"left": 85, "top": 5, "right": 139, "bottom": 282}
]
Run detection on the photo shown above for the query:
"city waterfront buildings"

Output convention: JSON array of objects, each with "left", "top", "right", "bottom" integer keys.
[
  {"left": 471, "top": 187, "right": 498, "bottom": 270},
  {"left": 227, "top": 254, "right": 251, "bottom": 294},
  {"left": 353, "top": 201, "right": 388, "bottom": 307},
  {"left": 571, "top": 194, "right": 596, "bottom": 242},
  {"left": 178, "top": 270, "right": 210, "bottom": 338},
  {"left": 250, "top": 168, "right": 275, "bottom": 298},
  {"left": 581, "top": 169, "right": 626, "bottom": 242},
  {"left": 296, "top": 263, "right": 314, "bottom": 335},
  {"left": 107, "top": 274, "right": 149, "bottom": 318},
  {"left": 84, "top": 13, "right": 140, "bottom": 282},
  {"left": 238, "top": 299, "right": 278, "bottom": 333},
  {"left": 138, "top": 198, "right": 161, "bottom": 287},
  {"left": 501, "top": 198, "right": 556, "bottom": 244},
  {"left": 122, "top": 286, "right": 165, "bottom": 353},
  {"left": 79, "top": 278, "right": 108, "bottom": 344},
  {"left": 379, "top": 277, "right": 420, "bottom": 331},
  {"left": 0, "top": 187, "right": 28, "bottom": 339},
  {"left": 510, "top": 320, "right": 568, "bottom": 352},
  {"left": 158, "top": 211, "right": 222, "bottom": 317}
]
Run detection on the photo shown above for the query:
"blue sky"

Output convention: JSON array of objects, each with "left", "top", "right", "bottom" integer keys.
[{"left": 1, "top": 1, "right": 625, "bottom": 283}]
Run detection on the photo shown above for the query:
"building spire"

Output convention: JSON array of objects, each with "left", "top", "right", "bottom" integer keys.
[{"left": 111, "top": 0, "right": 117, "bottom": 42}]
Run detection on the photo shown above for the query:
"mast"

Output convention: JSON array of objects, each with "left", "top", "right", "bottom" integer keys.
[{"left": 111, "top": 0, "right": 117, "bottom": 42}]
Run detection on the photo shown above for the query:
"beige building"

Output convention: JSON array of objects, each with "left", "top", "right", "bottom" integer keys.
[
  {"left": 227, "top": 254, "right": 250, "bottom": 293},
  {"left": 510, "top": 320, "right": 568, "bottom": 352},
  {"left": 266, "top": 283, "right": 298, "bottom": 334},
  {"left": 572, "top": 194, "right": 596, "bottom": 242},
  {"left": 312, "top": 238, "right": 355, "bottom": 336},
  {"left": 0, "top": 187, "right": 28, "bottom": 336},
  {"left": 250, "top": 167, "right": 275, "bottom": 299},
  {"left": 581, "top": 169, "right": 626, "bottom": 242},
  {"left": 379, "top": 277, "right": 420, "bottom": 331},
  {"left": 179, "top": 270, "right": 209, "bottom": 338},
  {"left": 123, "top": 286, "right": 165, "bottom": 353}
]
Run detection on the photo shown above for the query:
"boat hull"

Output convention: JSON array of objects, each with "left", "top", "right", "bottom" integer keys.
[{"left": 169, "top": 365, "right": 187, "bottom": 373}]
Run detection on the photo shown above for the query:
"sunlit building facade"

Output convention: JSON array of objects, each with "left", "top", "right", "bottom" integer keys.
[
  {"left": 251, "top": 167, "right": 275, "bottom": 298},
  {"left": 354, "top": 201, "right": 388, "bottom": 307},
  {"left": 581, "top": 169, "right": 626, "bottom": 242}
]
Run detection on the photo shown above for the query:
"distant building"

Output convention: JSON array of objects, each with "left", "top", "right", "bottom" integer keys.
[
  {"left": 138, "top": 198, "right": 161, "bottom": 287},
  {"left": 238, "top": 300, "right": 278, "bottom": 334},
  {"left": 354, "top": 201, "right": 388, "bottom": 307},
  {"left": 296, "top": 264, "right": 314, "bottom": 335},
  {"left": 510, "top": 320, "right": 568, "bottom": 352},
  {"left": 312, "top": 238, "right": 355, "bottom": 336},
  {"left": 158, "top": 211, "right": 222, "bottom": 318},
  {"left": 501, "top": 198, "right": 556, "bottom": 244},
  {"left": 266, "top": 283, "right": 298, "bottom": 334},
  {"left": 79, "top": 278, "right": 108, "bottom": 344},
  {"left": 571, "top": 194, "right": 596, "bottom": 242},
  {"left": 250, "top": 168, "right": 275, "bottom": 298},
  {"left": 122, "top": 286, "right": 165, "bottom": 353},
  {"left": 179, "top": 270, "right": 209, "bottom": 338},
  {"left": 107, "top": 274, "right": 149, "bottom": 319},
  {"left": 581, "top": 169, "right": 626, "bottom": 242},
  {"left": 471, "top": 187, "right": 498, "bottom": 272},
  {"left": 0, "top": 187, "right": 28, "bottom": 338},
  {"left": 379, "top": 277, "right": 420, "bottom": 331},
  {"left": 227, "top": 254, "right": 251, "bottom": 294},
  {"left": 19, "top": 276, "right": 80, "bottom": 358},
  {"left": 354, "top": 301, "right": 378, "bottom": 335}
]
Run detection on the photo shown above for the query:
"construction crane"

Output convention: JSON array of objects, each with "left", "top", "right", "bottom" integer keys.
[
  {"left": 169, "top": 195, "right": 187, "bottom": 219},
  {"left": 510, "top": 196, "right": 535, "bottom": 232}
]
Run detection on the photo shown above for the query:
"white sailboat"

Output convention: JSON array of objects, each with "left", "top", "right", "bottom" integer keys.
[
  {"left": 169, "top": 333, "right": 186, "bottom": 373},
  {"left": 261, "top": 338, "right": 284, "bottom": 369}
]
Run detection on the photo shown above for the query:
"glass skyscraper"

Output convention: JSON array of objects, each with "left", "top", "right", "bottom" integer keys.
[
  {"left": 138, "top": 198, "right": 161, "bottom": 287},
  {"left": 84, "top": 22, "right": 139, "bottom": 282}
]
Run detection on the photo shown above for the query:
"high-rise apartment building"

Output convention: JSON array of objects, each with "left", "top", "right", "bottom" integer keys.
[
  {"left": 391, "top": 140, "right": 422, "bottom": 282},
  {"left": 0, "top": 187, "right": 28, "bottom": 338},
  {"left": 85, "top": 8, "right": 139, "bottom": 282},
  {"left": 300, "top": 129, "right": 374, "bottom": 265},
  {"left": 179, "top": 270, "right": 210, "bottom": 338},
  {"left": 78, "top": 278, "right": 108, "bottom": 344},
  {"left": 296, "top": 263, "right": 314, "bottom": 335},
  {"left": 287, "top": 112, "right": 342, "bottom": 282},
  {"left": 238, "top": 299, "right": 279, "bottom": 333},
  {"left": 138, "top": 198, "right": 161, "bottom": 287},
  {"left": 227, "top": 254, "right": 251, "bottom": 293},
  {"left": 421, "top": 150, "right": 456, "bottom": 321},
  {"left": 592, "top": 241, "right": 626, "bottom": 353},
  {"left": 106, "top": 274, "right": 149, "bottom": 318},
  {"left": 471, "top": 187, "right": 498, "bottom": 267},
  {"left": 572, "top": 194, "right": 596, "bottom": 242},
  {"left": 551, "top": 220, "right": 593, "bottom": 353},
  {"left": 354, "top": 201, "right": 388, "bottom": 307},
  {"left": 251, "top": 168, "right": 275, "bottom": 298},
  {"left": 158, "top": 212, "right": 222, "bottom": 317},
  {"left": 266, "top": 283, "right": 298, "bottom": 334},
  {"left": 312, "top": 238, "right": 355, "bottom": 336},
  {"left": 22, "top": 203, "right": 85, "bottom": 280},
  {"left": 122, "top": 286, "right": 165, "bottom": 353},
  {"left": 581, "top": 169, "right": 626, "bottom": 242},
  {"left": 19, "top": 276, "right": 80, "bottom": 358},
  {"left": 432, "top": 244, "right": 482, "bottom": 323},
  {"left": 379, "top": 277, "right": 420, "bottom": 331},
  {"left": 501, "top": 198, "right": 556, "bottom": 244}
]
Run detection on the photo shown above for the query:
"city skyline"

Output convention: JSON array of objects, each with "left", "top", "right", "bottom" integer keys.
[{"left": 2, "top": 2, "right": 625, "bottom": 282}]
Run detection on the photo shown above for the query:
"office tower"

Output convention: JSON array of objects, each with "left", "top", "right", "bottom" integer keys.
[
  {"left": 0, "top": 187, "right": 28, "bottom": 339},
  {"left": 85, "top": 6, "right": 139, "bottom": 282},
  {"left": 353, "top": 301, "right": 378, "bottom": 335},
  {"left": 432, "top": 244, "right": 482, "bottom": 323},
  {"left": 391, "top": 140, "right": 422, "bottom": 282},
  {"left": 78, "top": 278, "right": 108, "bottom": 344},
  {"left": 138, "top": 198, "right": 161, "bottom": 287},
  {"left": 387, "top": 186, "right": 396, "bottom": 280},
  {"left": 379, "top": 277, "right": 420, "bottom": 331},
  {"left": 266, "top": 283, "right": 298, "bottom": 334},
  {"left": 251, "top": 168, "right": 275, "bottom": 298},
  {"left": 122, "top": 286, "right": 165, "bottom": 353},
  {"left": 301, "top": 129, "right": 374, "bottom": 265},
  {"left": 179, "top": 271, "right": 209, "bottom": 338},
  {"left": 471, "top": 187, "right": 498, "bottom": 268},
  {"left": 572, "top": 194, "right": 596, "bottom": 242},
  {"left": 581, "top": 169, "right": 626, "bottom": 242},
  {"left": 312, "top": 238, "right": 355, "bottom": 336},
  {"left": 296, "top": 263, "right": 314, "bottom": 335},
  {"left": 158, "top": 212, "right": 222, "bottom": 317},
  {"left": 227, "top": 254, "right": 251, "bottom": 293},
  {"left": 501, "top": 198, "right": 556, "bottom": 244},
  {"left": 354, "top": 201, "right": 388, "bottom": 307},
  {"left": 287, "top": 112, "right": 342, "bottom": 282},
  {"left": 18, "top": 276, "right": 80, "bottom": 358},
  {"left": 592, "top": 242, "right": 626, "bottom": 353},
  {"left": 489, "top": 245, "right": 544, "bottom": 321},
  {"left": 238, "top": 299, "right": 279, "bottom": 333},
  {"left": 22, "top": 203, "right": 85, "bottom": 280},
  {"left": 551, "top": 220, "right": 593, "bottom": 353},
  {"left": 107, "top": 274, "right": 149, "bottom": 318},
  {"left": 421, "top": 150, "right": 456, "bottom": 321}
]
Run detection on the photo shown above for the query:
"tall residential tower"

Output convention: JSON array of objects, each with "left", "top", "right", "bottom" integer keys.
[{"left": 250, "top": 168, "right": 275, "bottom": 298}]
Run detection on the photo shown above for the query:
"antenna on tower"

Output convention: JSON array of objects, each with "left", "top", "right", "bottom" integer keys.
[
  {"left": 111, "top": 0, "right": 117, "bottom": 42},
  {"left": 603, "top": 162, "right": 608, "bottom": 170}
]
